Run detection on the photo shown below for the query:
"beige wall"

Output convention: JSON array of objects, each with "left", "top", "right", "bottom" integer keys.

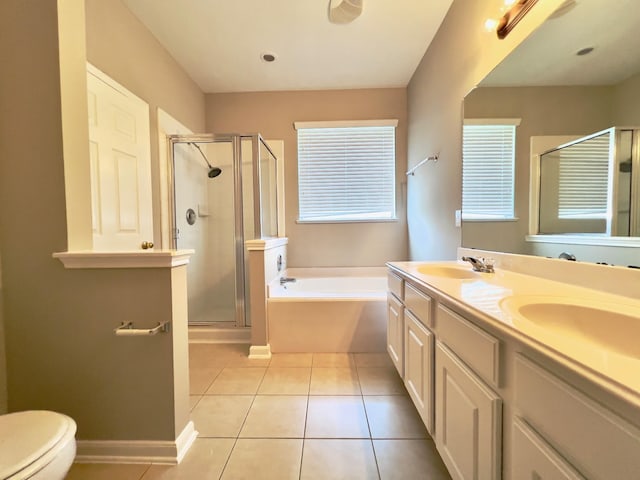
[
  {"left": 0, "top": 255, "right": 6, "bottom": 413},
  {"left": 406, "top": 0, "right": 565, "bottom": 261},
  {"left": 462, "top": 86, "right": 613, "bottom": 253},
  {"left": 206, "top": 89, "right": 408, "bottom": 267},
  {"left": 85, "top": 0, "right": 206, "bottom": 243},
  {"left": 612, "top": 72, "right": 640, "bottom": 126},
  {"left": 0, "top": 0, "right": 192, "bottom": 444}
]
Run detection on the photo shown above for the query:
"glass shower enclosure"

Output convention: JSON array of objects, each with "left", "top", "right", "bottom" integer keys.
[{"left": 168, "top": 134, "right": 278, "bottom": 327}]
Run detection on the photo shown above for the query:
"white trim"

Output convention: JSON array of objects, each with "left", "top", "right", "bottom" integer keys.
[
  {"left": 75, "top": 421, "right": 198, "bottom": 465},
  {"left": 53, "top": 250, "right": 194, "bottom": 269},
  {"left": 245, "top": 237, "right": 288, "bottom": 251},
  {"left": 249, "top": 344, "right": 272, "bottom": 359},
  {"left": 462, "top": 217, "right": 519, "bottom": 222},
  {"left": 293, "top": 119, "right": 398, "bottom": 130},
  {"left": 464, "top": 117, "right": 522, "bottom": 126},
  {"left": 525, "top": 234, "right": 640, "bottom": 247}
]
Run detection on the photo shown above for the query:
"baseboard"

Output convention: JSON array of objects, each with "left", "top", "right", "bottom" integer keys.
[
  {"left": 75, "top": 421, "right": 198, "bottom": 465},
  {"left": 249, "top": 344, "right": 272, "bottom": 359}
]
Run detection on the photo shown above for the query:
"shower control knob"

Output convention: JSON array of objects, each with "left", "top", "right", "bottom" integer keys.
[{"left": 141, "top": 241, "right": 154, "bottom": 250}]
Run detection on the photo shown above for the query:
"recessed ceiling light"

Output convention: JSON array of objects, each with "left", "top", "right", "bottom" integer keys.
[
  {"left": 261, "top": 52, "right": 277, "bottom": 63},
  {"left": 576, "top": 47, "right": 594, "bottom": 56}
]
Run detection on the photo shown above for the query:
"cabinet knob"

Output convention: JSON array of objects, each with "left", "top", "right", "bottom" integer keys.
[{"left": 141, "top": 241, "right": 154, "bottom": 250}]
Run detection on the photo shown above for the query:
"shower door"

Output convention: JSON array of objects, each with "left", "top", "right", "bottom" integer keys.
[{"left": 170, "top": 135, "right": 246, "bottom": 326}]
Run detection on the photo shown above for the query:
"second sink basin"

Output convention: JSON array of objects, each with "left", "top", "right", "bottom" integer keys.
[
  {"left": 417, "top": 264, "right": 479, "bottom": 279},
  {"left": 500, "top": 295, "right": 640, "bottom": 359}
]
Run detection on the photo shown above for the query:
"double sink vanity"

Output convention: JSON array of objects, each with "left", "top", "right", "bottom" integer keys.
[{"left": 386, "top": 254, "right": 640, "bottom": 480}]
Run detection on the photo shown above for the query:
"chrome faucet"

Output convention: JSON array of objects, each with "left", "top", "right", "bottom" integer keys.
[
  {"left": 279, "top": 277, "right": 297, "bottom": 286},
  {"left": 558, "top": 251, "right": 576, "bottom": 261},
  {"left": 461, "top": 256, "right": 495, "bottom": 273}
]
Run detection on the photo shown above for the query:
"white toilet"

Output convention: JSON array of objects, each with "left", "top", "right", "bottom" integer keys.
[{"left": 0, "top": 410, "right": 77, "bottom": 479}]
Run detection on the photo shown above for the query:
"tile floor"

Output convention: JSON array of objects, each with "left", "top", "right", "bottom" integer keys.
[{"left": 66, "top": 344, "right": 451, "bottom": 479}]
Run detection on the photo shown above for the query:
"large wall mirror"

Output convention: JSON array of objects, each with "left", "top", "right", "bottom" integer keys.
[{"left": 462, "top": 0, "right": 640, "bottom": 265}]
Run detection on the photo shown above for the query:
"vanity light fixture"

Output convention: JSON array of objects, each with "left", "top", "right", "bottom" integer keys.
[
  {"left": 328, "top": 0, "right": 363, "bottom": 24},
  {"left": 496, "top": 0, "right": 539, "bottom": 39}
]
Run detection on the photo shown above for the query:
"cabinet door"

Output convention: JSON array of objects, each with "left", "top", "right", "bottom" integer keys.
[
  {"left": 387, "top": 293, "right": 404, "bottom": 377},
  {"left": 404, "top": 310, "right": 434, "bottom": 434},
  {"left": 435, "top": 342, "right": 502, "bottom": 480},
  {"left": 512, "top": 417, "right": 585, "bottom": 480}
]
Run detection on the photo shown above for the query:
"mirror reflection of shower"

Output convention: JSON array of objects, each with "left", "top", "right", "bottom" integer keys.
[
  {"left": 169, "top": 134, "right": 279, "bottom": 328},
  {"left": 188, "top": 142, "right": 223, "bottom": 178}
]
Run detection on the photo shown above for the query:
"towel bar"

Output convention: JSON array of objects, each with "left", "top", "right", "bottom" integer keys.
[{"left": 114, "top": 321, "right": 170, "bottom": 336}]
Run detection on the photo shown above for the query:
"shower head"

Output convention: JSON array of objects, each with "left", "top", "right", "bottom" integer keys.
[
  {"left": 208, "top": 167, "right": 222, "bottom": 178},
  {"left": 188, "top": 142, "right": 223, "bottom": 179}
]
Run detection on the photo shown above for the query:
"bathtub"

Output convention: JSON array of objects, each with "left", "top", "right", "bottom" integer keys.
[{"left": 267, "top": 267, "right": 388, "bottom": 353}]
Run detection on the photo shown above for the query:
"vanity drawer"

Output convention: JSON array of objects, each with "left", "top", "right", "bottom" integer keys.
[
  {"left": 387, "top": 271, "right": 404, "bottom": 300},
  {"left": 515, "top": 355, "right": 640, "bottom": 480},
  {"left": 512, "top": 417, "right": 585, "bottom": 480},
  {"left": 436, "top": 305, "right": 500, "bottom": 386},
  {"left": 404, "top": 283, "right": 432, "bottom": 328}
]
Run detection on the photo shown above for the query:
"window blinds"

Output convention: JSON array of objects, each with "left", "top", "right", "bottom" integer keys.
[
  {"left": 462, "top": 124, "right": 516, "bottom": 219},
  {"left": 297, "top": 125, "right": 396, "bottom": 222},
  {"left": 558, "top": 133, "right": 610, "bottom": 218}
]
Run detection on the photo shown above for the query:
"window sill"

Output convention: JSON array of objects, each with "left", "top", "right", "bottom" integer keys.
[
  {"left": 296, "top": 218, "right": 399, "bottom": 224},
  {"left": 526, "top": 235, "right": 640, "bottom": 247},
  {"left": 462, "top": 217, "right": 519, "bottom": 223}
]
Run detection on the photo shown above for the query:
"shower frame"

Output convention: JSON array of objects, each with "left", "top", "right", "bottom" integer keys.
[{"left": 167, "top": 133, "right": 279, "bottom": 328}]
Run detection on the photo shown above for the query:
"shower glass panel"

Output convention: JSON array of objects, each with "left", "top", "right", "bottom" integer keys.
[
  {"left": 169, "top": 133, "right": 279, "bottom": 328},
  {"left": 259, "top": 137, "right": 278, "bottom": 238}
]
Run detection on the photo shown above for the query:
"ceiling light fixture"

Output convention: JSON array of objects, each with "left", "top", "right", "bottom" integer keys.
[{"left": 328, "top": 0, "right": 363, "bottom": 25}]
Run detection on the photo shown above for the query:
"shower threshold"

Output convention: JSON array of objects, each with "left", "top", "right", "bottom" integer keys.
[{"left": 188, "top": 324, "right": 251, "bottom": 344}]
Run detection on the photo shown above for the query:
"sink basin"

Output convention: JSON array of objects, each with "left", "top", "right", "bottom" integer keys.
[
  {"left": 416, "top": 264, "right": 479, "bottom": 280},
  {"left": 500, "top": 295, "right": 640, "bottom": 358}
]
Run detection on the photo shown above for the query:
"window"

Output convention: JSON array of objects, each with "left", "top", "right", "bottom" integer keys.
[
  {"left": 557, "top": 132, "right": 610, "bottom": 219},
  {"left": 295, "top": 120, "right": 397, "bottom": 222},
  {"left": 462, "top": 120, "right": 519, "bottom": 220}
]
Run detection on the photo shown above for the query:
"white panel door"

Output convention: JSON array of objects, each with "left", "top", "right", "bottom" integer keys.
[
  {"left": 87, "top": 64, "right": 152, "bottom": 251},
  {"left": 404, "top": 310, "right": 434, "bottom": 434},
  {"left": 435, "top": 342, "right": 502, "bottom": 480},
  {"left": 387, "top": 293, "right": 404, "bottom": 377}
]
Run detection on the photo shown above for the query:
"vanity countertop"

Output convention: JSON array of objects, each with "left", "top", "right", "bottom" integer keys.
[{"left": 387, "top": 261, "right": 640, "bottom": 407}]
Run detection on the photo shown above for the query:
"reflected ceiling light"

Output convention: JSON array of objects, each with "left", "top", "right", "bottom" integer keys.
[
  {"left": 328, "top": 0, "right": 363, "bottom": 24},
  {"left": 496, "top": 0, "right": 539, "bottom": 39}
]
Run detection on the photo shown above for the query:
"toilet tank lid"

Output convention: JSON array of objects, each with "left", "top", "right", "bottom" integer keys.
[{"left": 0, "top": 410, "right": 76, "bottom": 478}]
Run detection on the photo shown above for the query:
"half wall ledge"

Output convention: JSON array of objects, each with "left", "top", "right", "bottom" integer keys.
[{"left": 53, "top": 249, "right": 194, "bottom": 269}]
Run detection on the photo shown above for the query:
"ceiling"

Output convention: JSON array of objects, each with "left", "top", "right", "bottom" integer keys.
[
  {"left": 121, "top": 0, "right": 454, "bottom": 93},
  {"left": 481, "top": 0, "right": 640, "bottom": 87}
]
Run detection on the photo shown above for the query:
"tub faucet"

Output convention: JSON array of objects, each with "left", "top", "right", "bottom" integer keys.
[
  {"left": 461, "top": 256, "right": 495, "bottom": 273},
  {"left": 558, "top": 251, "right": 576, "bottom": 261},
  {"left": 279, "top": 277, "right": 296, "bottom": 286}
]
